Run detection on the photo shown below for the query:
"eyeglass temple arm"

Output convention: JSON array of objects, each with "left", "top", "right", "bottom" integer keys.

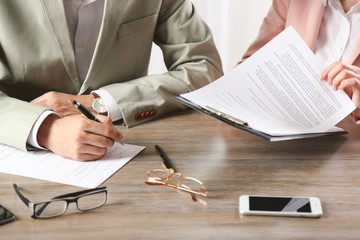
[
  {"left": 146, "top": 181, "right": 198, "bottom": 201},
  {"left": 52, "top": 186, "right": 107, "bottom": 200},
  {"left": 13, "top": 183, "right": 50, "bottom": 218},
  {"left": 13, "top": 183, "right": 32, "bottom": 208}
]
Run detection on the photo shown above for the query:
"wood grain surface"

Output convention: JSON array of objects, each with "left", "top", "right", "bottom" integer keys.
[{"left": 1, "top": 110, "right": 359, "bottom": 240}]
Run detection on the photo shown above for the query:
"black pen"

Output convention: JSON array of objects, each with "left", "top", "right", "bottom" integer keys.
[
  {"left": 73, "top": 100, "right": 124, "bottom": 145},
  {"left": 73, "top": 100, "right": 101, "bottom": 123},
  {"left": 155, "top": 144, "right": 176, "bottom": 172}
]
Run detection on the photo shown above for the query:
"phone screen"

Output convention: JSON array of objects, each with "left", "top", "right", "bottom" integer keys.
[
  {"left": 0, "top": 205, "right": 15, "bottom": 225},
  {"left": 249, "top": 196, "right": 312, "bottom": 213}
]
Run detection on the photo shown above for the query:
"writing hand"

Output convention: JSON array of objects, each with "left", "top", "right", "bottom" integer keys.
[
  {"left": 37, "top": 114, "right": 123, "bottom": 161},
  {"left": 31, "top": 91, "right": 94, "bottom": 117},
  {"left": 319, "top": 61, "right": 360, "bottom": 121}
]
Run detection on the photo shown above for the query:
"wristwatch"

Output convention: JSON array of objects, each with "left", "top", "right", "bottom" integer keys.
[{"left": 92, "top": 97, "right": 107, "bottom": 115}]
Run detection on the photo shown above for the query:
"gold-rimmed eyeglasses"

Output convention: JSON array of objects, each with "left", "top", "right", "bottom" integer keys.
[
  {"left": 145, "top": 145, "right": 208, "bottom": 201},
  {"left": 13, "top": 184, "right": 107, "bottom": 219},
  {"left": 146, "top": 169, "right": 208, "bottom": 201}
]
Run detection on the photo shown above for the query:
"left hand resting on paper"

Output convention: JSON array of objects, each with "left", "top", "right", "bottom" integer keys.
[
  {"left": 31, "top": 91, "right": 95, "bottom": 117},
  {"left": 319, "top": 61, "right": 360, "bottom": 122}
]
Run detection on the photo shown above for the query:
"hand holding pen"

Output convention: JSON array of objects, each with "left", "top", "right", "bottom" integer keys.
[
  {"left": 73, "top": 100, "right": 124, "bottom": 145},
  {"left": 36, "top": 111, "right": 123, "bottom": 161}
]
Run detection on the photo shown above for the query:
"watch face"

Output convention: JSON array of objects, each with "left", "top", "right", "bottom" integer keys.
[{"left": 92, "top": 98, "right": 107, "bottom": 114}]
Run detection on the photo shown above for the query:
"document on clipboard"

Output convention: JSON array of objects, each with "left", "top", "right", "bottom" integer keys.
[{"left": 175, "top": 26, "right": 356, "bottom": 141}]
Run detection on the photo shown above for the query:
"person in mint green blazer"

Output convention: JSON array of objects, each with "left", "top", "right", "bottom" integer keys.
[{"left": 0, "top": 0, "right": 223, "bottom": 161}]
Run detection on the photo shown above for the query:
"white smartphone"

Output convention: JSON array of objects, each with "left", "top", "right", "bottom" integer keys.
[{"left": 239, "top": 195, "right": 322, "bottom": 218}]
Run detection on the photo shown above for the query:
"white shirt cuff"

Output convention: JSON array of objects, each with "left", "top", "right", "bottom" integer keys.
[
  {"left": 27, "top": 110, "right": 60, "bottom": 150},
  {"left": 92, "top": 89, "right": 123, "bottom": 121}
]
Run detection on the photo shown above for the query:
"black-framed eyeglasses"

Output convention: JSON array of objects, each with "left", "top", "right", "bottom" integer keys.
[{"left": 13, "top": 184, "right": 107, "bottom": 219}]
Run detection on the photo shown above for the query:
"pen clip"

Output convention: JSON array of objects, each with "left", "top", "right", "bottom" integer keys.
[
  {"left": 162, "top": 164, "right": 175, "bottom": 174},
  {"left": 204, "top": 105, "right": 249, "bottom": 128}
]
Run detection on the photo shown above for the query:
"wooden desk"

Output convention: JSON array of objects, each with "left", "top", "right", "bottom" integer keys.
[{"left": 1, "top": 110, "right": 360, "bottom": 239}]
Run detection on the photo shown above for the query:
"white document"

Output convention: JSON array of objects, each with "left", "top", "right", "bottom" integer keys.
[
  {"left": 0, "top": 142, "right": 145, "bottom": 188},
  {"left": 181, "top": 26, "right": 356, "bottom": 136}
]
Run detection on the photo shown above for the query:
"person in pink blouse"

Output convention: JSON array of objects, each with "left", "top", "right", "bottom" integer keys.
[{"left": 241, "top": 0, "right": 360, "bottom": 122}]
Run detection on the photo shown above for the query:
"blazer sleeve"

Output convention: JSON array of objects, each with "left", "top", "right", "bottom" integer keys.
[
  {"left": 100, "top": 0, "right": 223, "bottom": 127},
  {"left": 0, "top": 56, "right": 48, "bottom": 150},
  {"left": 0, "top": 93, "right": 48, "bottom": 151},
  {"left": 241, "top": 0, "right": 290, "bottom": 62}
]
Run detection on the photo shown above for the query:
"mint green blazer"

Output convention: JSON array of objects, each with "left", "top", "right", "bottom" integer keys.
[{"left": 0, "top": 0, "right": 223, "bottom": 151}]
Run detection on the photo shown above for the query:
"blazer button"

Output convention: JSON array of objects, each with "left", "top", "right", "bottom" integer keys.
[
  {"left": 145, "top": 111, "right": 151, "bottom": 118},
  {"left": 135, "top": 113, "right": 142, "bottom": 121}
]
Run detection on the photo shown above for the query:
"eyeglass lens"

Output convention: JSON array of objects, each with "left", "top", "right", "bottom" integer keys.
[
  {"left": 179, "top": 177, "right": 204, "bottom": 191},
  {"left": 34, "top": 191, "right": 107, "bottom": 218},
  {"left": 34, "top": 200, "right": 68, "bottom": 218},
  {"left": 77, "top": 191, "right": 107, "bottom": 211}
]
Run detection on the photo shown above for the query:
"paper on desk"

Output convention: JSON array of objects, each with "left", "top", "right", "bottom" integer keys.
[
  {"left": 181, "top": 26, "right": 356, "bottom": 136},
  {"left": 0, "top": 142, "right": 145, "bottom": 188}
]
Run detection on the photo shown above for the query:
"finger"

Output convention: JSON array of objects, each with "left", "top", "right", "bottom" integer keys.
[
  {"left": 72, "top": 150, "right": 107, "bottom": 161},
  {"left": 332, "top": 69, "right": 357, "bottom": 91},
  {"left": 326, "top": 62, "right": 348, "bottom": 86},
  {"left": 80, "top": 118, "right": 123, "bottom": 142},
  {"left": 80, "top": 131, "right": 117, "bottom": 148},
  {"left": 71, "top": 119, "right": 116, "bottom": 148},
  {"left": 68, "top": 133, "right": 109, "bottom": 160},
  {"left": 319, "top": 61, "right": 339, "bottom": 80},
  {"left": 338, "top": 78, "right": 360, "bottom": 106},
  {"left": 30, "top": 95, "right": 46, "bottom": 104},
  {"left": 94, "top": 116, "right": 123, "bottom": 142},
  {"left": 338, "top": 78, "right": 360, "bottom": 90},
  {"left": 30, "top": 91, "right": 57, "bottom": 105},
  {"left": 78, "top": 143, "right": 108, "bottom": 156}
]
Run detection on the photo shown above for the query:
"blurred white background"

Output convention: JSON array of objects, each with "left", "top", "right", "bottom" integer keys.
[{"left": 149, "top": 0, "right": 272, "bottom": 74}]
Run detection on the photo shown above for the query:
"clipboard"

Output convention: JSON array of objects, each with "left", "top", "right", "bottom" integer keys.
[{"left": 174, "top": 96, "right": 347, "bottom": 142}]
